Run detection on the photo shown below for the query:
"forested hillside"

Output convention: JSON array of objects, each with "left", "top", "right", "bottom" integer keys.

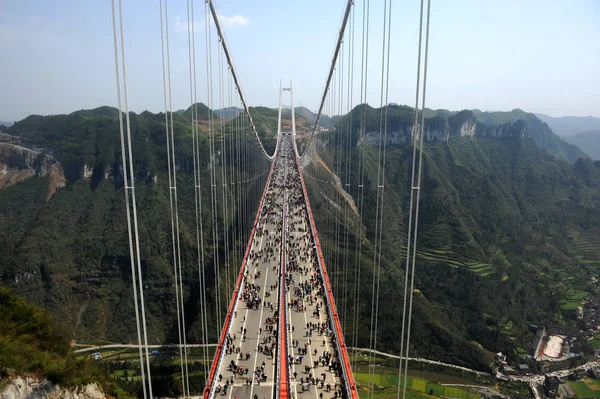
[
  {"left": 1, "top": 103, "right": 598, "bottom": 373},
  {"left": 564, "top": 130, "right": 600, "bottom": 160},
  {"left": 0, "top": 287, "right": 126, "bottom": 394},
  {"left": 0, "top": 105, "right": 271, "bottom": 346},
  {"left": 302, "top": 104, "right": 600, "bottom": 371}
]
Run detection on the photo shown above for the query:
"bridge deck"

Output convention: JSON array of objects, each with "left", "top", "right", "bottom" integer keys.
[
  {"left": 205, "top": 136, "right": 356, "bottom": 399},
  {"left": 284, "top": 156, "right": 344, "bottom": 399},
  {"left": 209, "top": 149, "right": 286, "bottom": 399}
]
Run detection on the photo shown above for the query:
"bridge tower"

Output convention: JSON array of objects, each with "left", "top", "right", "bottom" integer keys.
[{"left": 278, "top": 81, "right": 296, "bottom": 138}]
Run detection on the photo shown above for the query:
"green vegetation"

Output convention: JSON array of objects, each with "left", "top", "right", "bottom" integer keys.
[
  {"left": 590, "top": 335, "right": 600, "bottom": 349},
  {"left": 0, "top": 287, "right": 126, "bottom": 395},
  {"left": 351, "top": 105, "right": 588, "bottom": 163},
  {"left": 1, "top": 105, "right": 271, "bottom": 346},
  {"left": 568, "top": 378, "right": 600, "bottom": 398},
  {"left": 559, "top": 289, "right": 588, "bottom": 310},
  {"left": 564, "top": 129, "right": 600, "bottom": 161},
  {"left": 1, "top": 102, "right": 599, "bottom": 381},
  {"left": 353, "top": 367, "right": 481, "bottom": 399},
  {"left": 304, "top": 105, "right": 600, "bottom": 370}
]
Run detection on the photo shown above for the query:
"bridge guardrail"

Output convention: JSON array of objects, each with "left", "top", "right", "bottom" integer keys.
[
  {"left": 202, "top": 151, "right": 278, "bottom": 399},
  {"left": 293, "top": 150, "right": 358, "bottom": 399},
  {"left": 276, "top": 188, "right": 290, "bottom": 399}
]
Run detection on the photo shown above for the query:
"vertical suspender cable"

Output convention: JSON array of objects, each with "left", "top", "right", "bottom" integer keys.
[
  {"left": 368, "top": 0, "right": 392, "bottom": 396},
  {"left": 397, "top": 0, "right": 426, "bottom": 394},
  {"left": 110, "top": 1, "right": 150, "bottom": 397},
  {"left": 112, "top": 0, "right": 154, "bottom": 396},
  {"left": 334, "top": 43, "right": 344, "bottom": 300},
  {"left": 162, "top": 0, "right": 187, "bottom": 395},
  {"left": 352, "top": 0, "right": 369, "bottom": 370},
  {"left": 228, "top": 74, "right": 236, "bottom": 272},
  {"left": 190, "top": 0, "right": 210, "bottom": 379},
  {"left": 342, "top": 5, "right": 355, "bottom": 334},
  {"left": 205, "top": 2, "right": 222, "bottom": 336},
  {"left": 400, "top": 1, "right": 432, "bottom": 398},
  {"left": 218, "top": 45, "right": 230, "bottom": 304}
]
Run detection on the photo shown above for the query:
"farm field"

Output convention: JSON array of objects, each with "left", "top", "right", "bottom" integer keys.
[
  {"left": 353, "top": 367, "right": 482, "bottom": 399},
  {"left": 396, "top": 246, "right": 492, "bottom": 277},
  {"left": 567, "top": 378, "right": 600, "bottom": 398}
]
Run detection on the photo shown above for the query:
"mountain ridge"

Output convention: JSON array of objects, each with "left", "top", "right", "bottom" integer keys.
[
  {"left": 1, "top": 104, "right": 599, "bottom": 372},
  {"left": 324, "top": 104, "right": 588, "bottom": 163},
  {"left": 563, "top": 129, "right": 600, "bottom": 160},
  {"left": 535, "top": 113, "right": 600, "bottom": 137},
  {"left": 302, "top": 107, "right": 600, "bottom": 369}
]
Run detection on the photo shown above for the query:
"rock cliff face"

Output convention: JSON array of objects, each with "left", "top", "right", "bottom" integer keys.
[
  {"left": 364, "top": 114, "right": 528, "bottom": 146},
  {"left": 1, "top": 377, "right": 106, "bottom": 399},
  {"left": 0, "top": 137, "right": 66, "bottom": 199}
]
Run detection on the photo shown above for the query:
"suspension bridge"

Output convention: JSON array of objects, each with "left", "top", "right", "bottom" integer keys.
[{"left": 108, "top": 0, "right": 432, "bottom": 398}]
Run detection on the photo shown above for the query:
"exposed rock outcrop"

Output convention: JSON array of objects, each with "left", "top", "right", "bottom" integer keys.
[
  {"left": 1, "top": 377, "right": 106, "bottom": 399},
  {"left": 0, "top": 139, "right": 66, "bottom": 199},
  {"left": 81, "top": 164, "right": 93, "bottom": 179},
  {"left": 363, "top": 116, "right": 528, "bottom": 146}
]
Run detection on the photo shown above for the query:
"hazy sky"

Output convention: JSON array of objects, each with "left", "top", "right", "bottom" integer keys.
[{"left": 1, "top": 0, "right": 599, "bottom": 122}]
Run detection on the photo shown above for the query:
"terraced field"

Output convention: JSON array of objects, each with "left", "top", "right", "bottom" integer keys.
[
  {"left": 568, "top": 230, "right": 600, "bottom": 264},
  {"left": 397, "top": 246, "right": 492, "bottom": 277},
  {"left": 559, "top": 289, "right": 589, "bottom": 311}
]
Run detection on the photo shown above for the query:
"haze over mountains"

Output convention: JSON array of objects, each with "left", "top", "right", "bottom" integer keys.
[
  {"left": 535, "top": 114, "right": 600, "bottom": 136},
  {"left": 535, "top": 114, "right": 600, "bottom": 160},
  {"left": 1, "top": 102, "right": 599, "bottom": 374}
]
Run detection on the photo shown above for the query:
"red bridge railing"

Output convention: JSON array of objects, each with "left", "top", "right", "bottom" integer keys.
[
  {"left": 293, "top": 149, "right": 359, "bottom": 399},
  {"left": 277, "top": 188, "right": 290, "bottom": 399},
  {"left": 202, "top": 151, "right": 277, "bottom": 399}
]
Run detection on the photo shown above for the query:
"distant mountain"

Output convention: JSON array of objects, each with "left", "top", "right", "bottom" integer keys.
[
  {"left": 306, "top": 105, "right": 600, "bottom": 370},
  {"left": 441, "top": 108, "right": 587, "bottom": 163},
  {"left": 215, "top": 107, "right": 242, "bottom": 119},
  {"left": 564, "top": 129, "right": 600, "bottom": 160},
  {"left": 337, "top": 106, "right": 587, "bottom": 163},
  {"left": 182, "top": 102, "right": 218, "bottom": 120},
  {"left": 2, "top": 104, "right": 600, "bottom": 373},
  {"left": 535, "top": 113, "right": 600, "bottom": 137},
  {"left": 0, "top": 106, "right": 271, "bottom": 350},
  {"left": 0, "top": 121, "right": 13, "bottom": 127}
]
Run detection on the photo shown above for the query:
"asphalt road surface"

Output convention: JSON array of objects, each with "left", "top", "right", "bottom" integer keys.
[
  {"left": 284, "top": 159, "right": 343, "bottom": 399},
  {"left": 210, "top": 137, "right": 347, "bottom": 399},
  {"left": 211, "top": 140, "right": 290, "bottom": 399}
]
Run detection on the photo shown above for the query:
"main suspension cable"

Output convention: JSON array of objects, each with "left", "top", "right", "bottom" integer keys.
[
  {"left": 300, "top": 0, "right": 354, "bottom": 159},
  {"left": 204, "top": 0, "right": 272, "bottom": 160}
]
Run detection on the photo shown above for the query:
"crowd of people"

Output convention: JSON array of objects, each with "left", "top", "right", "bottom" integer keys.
[
  {"left": 212, "top": 136, "right": 349, "bottom": 399},
  {"left": 281, "top": 137, "right": 349, "bottom": 399}
]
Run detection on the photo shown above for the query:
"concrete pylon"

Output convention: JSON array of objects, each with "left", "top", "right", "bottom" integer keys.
[{"left": 290, "top": 80, "right": 296, "bottom": 138}]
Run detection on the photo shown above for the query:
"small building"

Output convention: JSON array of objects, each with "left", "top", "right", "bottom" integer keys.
[
  {"left": 544, "top": 376, "right": 560, "bottom": 397},
  {"left": 569, "top": 368, "right": 586, "bottom": 380},
  {"left": 539, "top": 362, "right": 551, "bottom": 374},
  {"left": 503, "top": 365, "right": 517, "bottom": 375},
  {"left": 589, "top": 367, "right": 600, "bottom": 379},
  {"left": 517, "top": 364, "right": 530, "bottom": 375},
  {"left": 496, "top": 352, "right": 507, "bottom": 363},
  {"left": 91, "top": 352, "right": 102, "bottom": 360}
]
